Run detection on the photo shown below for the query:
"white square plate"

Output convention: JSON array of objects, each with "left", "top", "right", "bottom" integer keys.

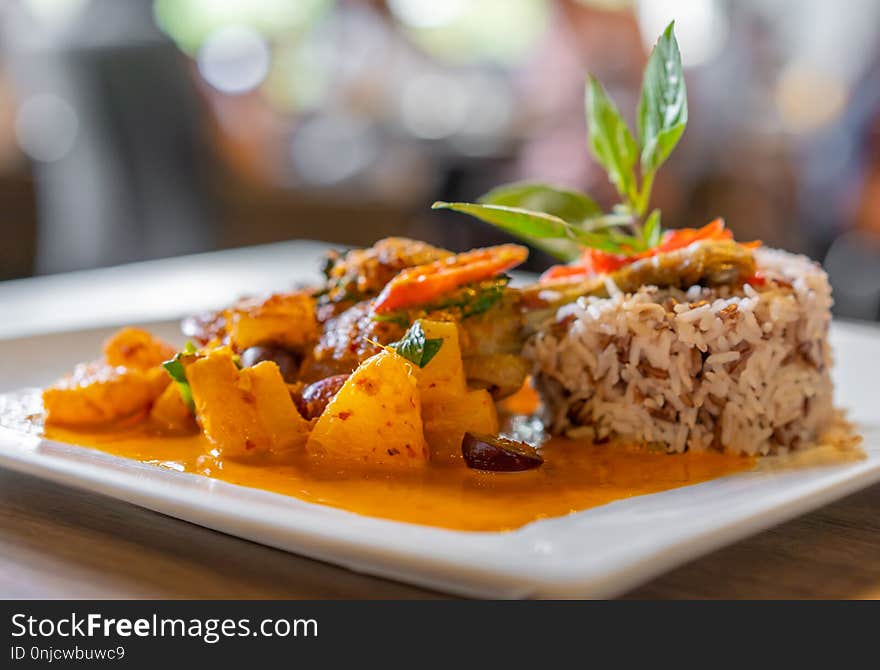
[{"left": 1, "top": 321, "right": 878, "bottom": 598}]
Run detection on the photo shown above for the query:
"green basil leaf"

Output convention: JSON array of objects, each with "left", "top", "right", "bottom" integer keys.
[
  {"left": 460, "top": 288, "right": 503, "bottom": 318},
  {"left": 478, "top": 181, "right": 602, "bottom": 224},
  {"left": 450, "top": 276, "right": 509, "bottom": 318},
  {"left": 162, "top": 358, "right": 187, "bottom": 385},
  {"left": 175, "top": 382, "right": 194, "bottom": 413},
  {"left": 390, "top": 321, "right": 444, "bottom": 368},
  {"left": 525, "top": 238, "right": 582, "bottom": 262},
  {"left": 372, "top": 277, "right": 508, "bottom": 327},
  {"left": 162, "top": 341, "right": 197, "bottom": 413},
  {"left": 570, "top": 229, "right": 633, "bottom": 254},
  {"left": 585, "top": 75, "right": 639, "bottom": 206},
  {"left": 643, "top": 209, "right": 662, "bottom": 248},
  {"left": 637, "top": 21, "right": 688, "bottom": 176},
  {"left": 371, "top": 312, "right": 412, "bottom": 327},
  {"left": 420, "top": 338, "right": 443, "bottom": 367},
  {"left": 432, "top": 202, "right": 579, "bottom": 260},
  {"left": 608, "top": 230, "right": 647, "bottom": 251},
  {"left": 472, "top": 186, "right": 597, "bottom": 261},
  {"left": 432, "top": 201, "right": 630, "bottom": 257},
  {"left": 432, "top": 201, "right": 573, "bottom": 239}
]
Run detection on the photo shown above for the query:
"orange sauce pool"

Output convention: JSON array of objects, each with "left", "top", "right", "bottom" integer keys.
[{"left": 43, "top": 423, "right": 754, "bottom": 532}]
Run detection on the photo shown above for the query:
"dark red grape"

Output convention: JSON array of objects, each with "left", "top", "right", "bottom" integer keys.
[{"left": 462, "top": 433, "right": 543, "bottom": 472}]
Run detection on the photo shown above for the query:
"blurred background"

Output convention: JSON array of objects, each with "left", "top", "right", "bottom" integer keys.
[{"left": 1, "top": 0, "right": 880, "bottom": 320}]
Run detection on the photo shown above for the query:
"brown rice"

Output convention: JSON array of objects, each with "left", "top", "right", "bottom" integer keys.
[{"left": 526, "top": 248, "right": 834, "bottom": 455}]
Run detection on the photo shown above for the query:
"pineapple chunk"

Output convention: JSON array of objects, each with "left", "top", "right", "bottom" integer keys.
[
  {"left": 103, "top": 327, "right": 176, "bottom": 370},
  {"left": 43, "top": 363, "right": 169, "bottom": 427},
  {"left": 405, "top": 320, "right": 500, "bottom": 463},
  {"left": 150, "top": 383, "right": 197, "bottom": 433},
  {"left": 422, "top": 389, "right": 499, "bottom": 464},
  {"left": 187, "top": 348, "right": 310, "bottom": 460},
  {"left": 413, "top": 320, "right": 467, "bottom": 405},
  {"left": 306, "top": 350, "right": 429, "bottom": 468},
  {"left": 226, "top": 293, "right": 318, "bottom": 351}
]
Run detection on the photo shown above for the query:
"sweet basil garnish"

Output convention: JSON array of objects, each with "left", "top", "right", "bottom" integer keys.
[
  {"left": 390, "top": 321, "right": 443, "bottom": 368},
  {"left": 433, "top": 21, "right": 687, "bottom": 259}
]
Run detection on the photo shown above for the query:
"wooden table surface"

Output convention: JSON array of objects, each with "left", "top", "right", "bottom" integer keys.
[{"left": 3, "top": 242, "right": 879, "bottom": 599}]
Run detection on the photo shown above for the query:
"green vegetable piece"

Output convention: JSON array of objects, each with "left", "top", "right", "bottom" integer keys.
[
  {"left": 161, "top": 341, "right": 197, "bottom": 413},
  {"left": 432, "top": 202, "right": 631, "bottom": 256},
  {"left": 637, "top": 21, "right": 688, "bottom": 177},
  {"left": 432, "top": 202, "right": 573, "bottom": 241},
  {"left": 585, "top": 75, "right": 639, "bottom": 207},
  {"left": 643, "top": 209, "right": 662, "bottom": 248},
  {"left": 476, "top": 182, "right": 603, "bottom": 260},
  {"left": 459, "top": 279, "right": 506, "bottom": 318},
  {"left": 479, "top": 181, "right": 602, "bottom": 224},
  {"left": 390, "top": 321, "right": 443, "bottom": 369},
  {"left": 372, "top": 312, "right": 412, "bottom": 327}
]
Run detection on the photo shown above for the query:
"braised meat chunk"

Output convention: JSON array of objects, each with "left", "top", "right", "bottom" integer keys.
[{"left": 321, "top": 237, "right": 452, "bottom": 304}]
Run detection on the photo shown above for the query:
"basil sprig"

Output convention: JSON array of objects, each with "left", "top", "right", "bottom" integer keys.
[{"left": 432, "top": 21, "right": 686, "bottom": 258}]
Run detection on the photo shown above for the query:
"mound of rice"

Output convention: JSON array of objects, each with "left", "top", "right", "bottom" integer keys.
[{"left": 526, "top": 248, "right": 834, "bottom": 455}]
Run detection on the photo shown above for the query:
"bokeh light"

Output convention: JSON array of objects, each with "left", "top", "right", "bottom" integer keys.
[
  {"left": 14, "top": 94, "right": 78, "bottom": 163},
  {"left": 153, "top": 0, "right": 329, "bottom": 54},
  {"left": 775, "top": 64, "right": 847, "bottom": 134},
  {"left": 290, "top": 113, "right": 379, "bottom": 186},
  {"left": 197, "top": 25, "right": 271, "bottom": 95},
  {"left": 637, "top": 0, "right": 728, "bottom": 68},
  {"left": 388, "top": 0, "right": 471, "bottom": 29},
  {"left": 399, "top": 73, "right": 469, "bottom": 140},
  {"left": 391, "top": 0, "right": 550, "bottom": 66}
]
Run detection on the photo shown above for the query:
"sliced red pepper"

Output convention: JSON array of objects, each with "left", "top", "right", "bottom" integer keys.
[
  {"left": 540, "top": 263, "right": 592, "bottom": 282},
  {"left": 742, "top": 271, "right": 767, "bottom": 286},
  {"left": 540, "top": 218, "right": 760, "bottom": 283},
  {"left": 655, "top": 218, "right": 731, "bottom": 254},
  {"left": 373, "top": 244, "right": 528, "bottom": 313}
]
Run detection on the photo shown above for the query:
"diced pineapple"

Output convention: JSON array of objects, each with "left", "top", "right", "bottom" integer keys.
[
  {"left": 413, "top": 320, "right": 467, "bottom": 405},
  {"left": 43, "top": 363, "right": 169, "bottom": 427},
  {"left": 103, "top": 327, "right": 176, "bottom": 370},
  {"left": 226, "top": 292, "right": 318, "bottom": 352},
  {"left": 150, "top": 383, "right": 197, "bottom": 433},
  {"left": 422, "top": 389, "right": 499, "bottom": 464},
  {"left": 187, "top": 347, "right": 310, "bottom": 460},
  {"left": 404, "top": 320, "right": 501, "bottom": 463},
  {"left": 305, "top": 350, "right": 429, "bottom": 468}
]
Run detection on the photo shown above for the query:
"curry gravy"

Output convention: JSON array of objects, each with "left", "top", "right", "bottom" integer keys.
[{"left": 43, "top": 422, "right": 753, "bottom": 532}]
